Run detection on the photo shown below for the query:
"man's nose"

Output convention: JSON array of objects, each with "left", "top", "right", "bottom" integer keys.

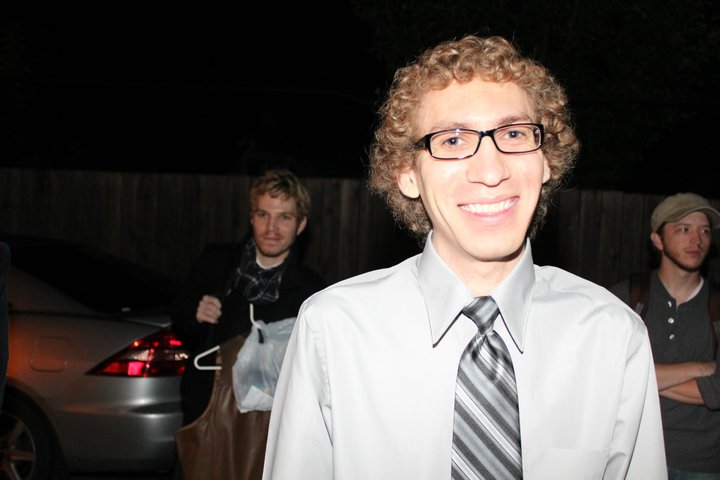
[
  {"left": 267, "top": 216, "right": 279, "bottom": 231},
  {"left": 690, "top": 228, "right": 703, "bottom": 244},
  {"left": 465, "top": 137, "right": 510, "bottom": 186}
]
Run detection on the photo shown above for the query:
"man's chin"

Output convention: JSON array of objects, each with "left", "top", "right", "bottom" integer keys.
[{"left": 256, "top": 246, "right": 290, "bottom": 261}]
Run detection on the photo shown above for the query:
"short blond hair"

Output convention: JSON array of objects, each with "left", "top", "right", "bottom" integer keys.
[{"left": 250, "top": 169, "right": 311, "bottom": 220}]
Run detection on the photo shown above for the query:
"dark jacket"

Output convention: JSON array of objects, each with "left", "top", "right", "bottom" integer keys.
[
  {"left": 0, "top": 243, "right": 9, "bottom": 410},
  {"left": 172, "top": 239, "right": 327, "bottom": 424}
]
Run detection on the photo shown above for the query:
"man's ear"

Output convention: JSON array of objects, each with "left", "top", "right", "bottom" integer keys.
[
  {"left": 296, "top": 216, "right": 308, "bottom": 236},
  {"left": 650, "top": 231, "right": 663, "bottom": 251},
  {"left": 542, "top": 156, "right": 551, "bottom": 184},
  {"left": 397, "top": 166, "right": 420, "bottom": 199}
]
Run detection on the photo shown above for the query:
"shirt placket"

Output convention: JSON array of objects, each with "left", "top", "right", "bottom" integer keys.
[{"left": 664, "top": 296, "right": 681, "bottom": 358}]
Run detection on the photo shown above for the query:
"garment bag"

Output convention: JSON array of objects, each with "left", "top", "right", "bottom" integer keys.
[{"left": 175, "top": 334, "right": 271, "bottom": 480}]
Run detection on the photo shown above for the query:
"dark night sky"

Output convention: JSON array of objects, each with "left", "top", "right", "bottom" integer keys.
[
  {"left": 3, "top": 1, "right": 720, "bottom": 198},
  {"left": 2, "top": 2, "right": 388, "bottom": 178}
]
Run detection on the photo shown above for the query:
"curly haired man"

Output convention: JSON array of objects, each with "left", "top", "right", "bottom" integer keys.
[{"left": 263, "top": 36, "right": 666, "bottom": 479}]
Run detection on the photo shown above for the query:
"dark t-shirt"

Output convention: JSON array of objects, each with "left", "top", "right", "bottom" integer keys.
[{"left": 610, "top": 271, "right": 720, "bottom": 472}]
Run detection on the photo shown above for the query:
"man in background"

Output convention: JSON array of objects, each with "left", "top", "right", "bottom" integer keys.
[
  {"left": 172, "top": 168, "right": 327, "bottom": 425},
  {"left": 611, "top": 192, "right": 720, "bottom": 479}
]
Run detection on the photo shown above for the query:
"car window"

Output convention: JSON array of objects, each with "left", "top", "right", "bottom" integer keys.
[{"left": 8, "top": 243, "right": 177, "bottom": 314}]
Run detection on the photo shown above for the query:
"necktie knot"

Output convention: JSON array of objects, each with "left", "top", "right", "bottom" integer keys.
[{"left": 462, "top": 296, "right": 500, "bottom": 336}]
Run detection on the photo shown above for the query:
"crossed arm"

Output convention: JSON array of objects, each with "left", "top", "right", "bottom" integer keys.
[{"left": 656, "top": 361, "right": 716, "bottom": 404}]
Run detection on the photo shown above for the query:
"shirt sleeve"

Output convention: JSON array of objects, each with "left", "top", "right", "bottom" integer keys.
[
  {"left": 696, "top": 358, "right": 720, "bottom": 410},
  {"left": 614, "top": 318, "right": 668, "bottom": 479},
  {"left": 171, "top": 247, "right": 222, "bottom": 347},
  {"left": 262, "top": 301, "right": 333, "bottom": 480}
]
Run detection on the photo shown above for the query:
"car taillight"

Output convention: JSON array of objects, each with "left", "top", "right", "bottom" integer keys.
[{"left": 88, "top": 330, "right": 189, "bottom": 377}]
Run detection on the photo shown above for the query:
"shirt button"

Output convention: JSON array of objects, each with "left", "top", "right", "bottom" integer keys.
[
  {"left": 669, "top": 334, "right": 676, "bottom": 340},
  {"left": 668, "top": 318, "right": 675, "bottom": 324},
  {"left": 667, "top": 301, "right": 672, "bottom": 307}
]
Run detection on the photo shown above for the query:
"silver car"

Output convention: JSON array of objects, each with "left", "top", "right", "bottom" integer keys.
[{"left": 0, "top": 235, "right": 188, "bottom": 479}]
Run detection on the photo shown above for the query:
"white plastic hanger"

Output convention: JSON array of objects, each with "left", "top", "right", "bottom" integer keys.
[
  {"left": 192, "top": 303, "right": 262, "bottom": 371},
  {"left": 193, "top": 345, "right": 220, "bottom": 371}
]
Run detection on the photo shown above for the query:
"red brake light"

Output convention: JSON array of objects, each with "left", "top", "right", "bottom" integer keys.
[{"left": 88, "top": 330, "right": 189, "bottom": 377}]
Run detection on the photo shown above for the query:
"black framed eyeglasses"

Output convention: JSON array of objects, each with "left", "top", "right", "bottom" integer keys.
[{"left": 414, "top": 123, "right": 545, "bottom": 160}]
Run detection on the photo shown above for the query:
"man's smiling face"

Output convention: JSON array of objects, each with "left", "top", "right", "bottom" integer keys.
[{"left": 399, "top": 78, "right": 550, "bottom": 278}]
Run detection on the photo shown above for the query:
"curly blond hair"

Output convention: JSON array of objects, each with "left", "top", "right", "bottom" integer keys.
[{"left": 368, "top": 35, "right": 579, "bottom": 239}]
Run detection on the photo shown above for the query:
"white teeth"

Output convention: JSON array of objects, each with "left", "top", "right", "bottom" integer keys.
[{"left": 460, "top": 199, "right": 514, "bottom": 214}]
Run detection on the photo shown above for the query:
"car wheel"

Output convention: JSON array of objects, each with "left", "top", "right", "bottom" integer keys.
[{"left": 0, "top": 394, "right": 67, "bottom": 480}]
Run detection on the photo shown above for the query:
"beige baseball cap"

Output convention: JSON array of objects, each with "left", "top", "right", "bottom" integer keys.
[{"left": 650, "top": 192, "right": 720, "bottom": 232}]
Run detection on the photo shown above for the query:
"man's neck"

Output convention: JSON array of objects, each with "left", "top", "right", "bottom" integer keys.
[
  {"left": 434, "top": 239, "right": 525, "bottom": 297},
  {"left": 657, "top": 262, "right": 702, "bottom": 304},
  {"left": 255, "top": 250, "right": 288, "bottom": 270}
]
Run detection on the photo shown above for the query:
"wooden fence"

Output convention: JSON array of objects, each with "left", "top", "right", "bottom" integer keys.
[{"left": 1, "top": 168, "right": 719, "bottom": 289}]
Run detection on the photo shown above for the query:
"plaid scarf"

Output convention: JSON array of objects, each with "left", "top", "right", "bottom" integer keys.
[{"left": 227, "top": 237, "right": 288, "bottom": 305}]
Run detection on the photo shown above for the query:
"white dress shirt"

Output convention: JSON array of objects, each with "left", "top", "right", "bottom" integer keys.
[{"left": 263, "top": 235, "right": 667, "bottom": 479}]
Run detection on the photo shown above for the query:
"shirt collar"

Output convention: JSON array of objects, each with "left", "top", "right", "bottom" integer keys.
[
  {"left": 491, "top": 238, "right": 534, "bottom": 353},
  {"left": 418, "top": 233, "right": 534, "bottom": 353}
]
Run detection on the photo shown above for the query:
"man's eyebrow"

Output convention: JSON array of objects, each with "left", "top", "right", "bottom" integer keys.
[
  {"left": 674, "top": 221, "right": 711, "bottom": 228},
  {"left": 428, "top": 115, "right": 535, "bottom": 132},
  {"left": 253, "top": 209, "right": 297, "bottom": 216},
  {"left": 498, "top": 115, "right": 535, "bottom": 125}
]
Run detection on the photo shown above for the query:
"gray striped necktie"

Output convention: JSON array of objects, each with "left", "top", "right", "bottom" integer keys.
[{"left": 451, "top": 296, "right": 522, "bottom": 479}]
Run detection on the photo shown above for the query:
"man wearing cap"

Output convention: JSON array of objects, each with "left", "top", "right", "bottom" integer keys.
[{"left": 610, "top": 192, "right": 720, "bottom": 479}]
